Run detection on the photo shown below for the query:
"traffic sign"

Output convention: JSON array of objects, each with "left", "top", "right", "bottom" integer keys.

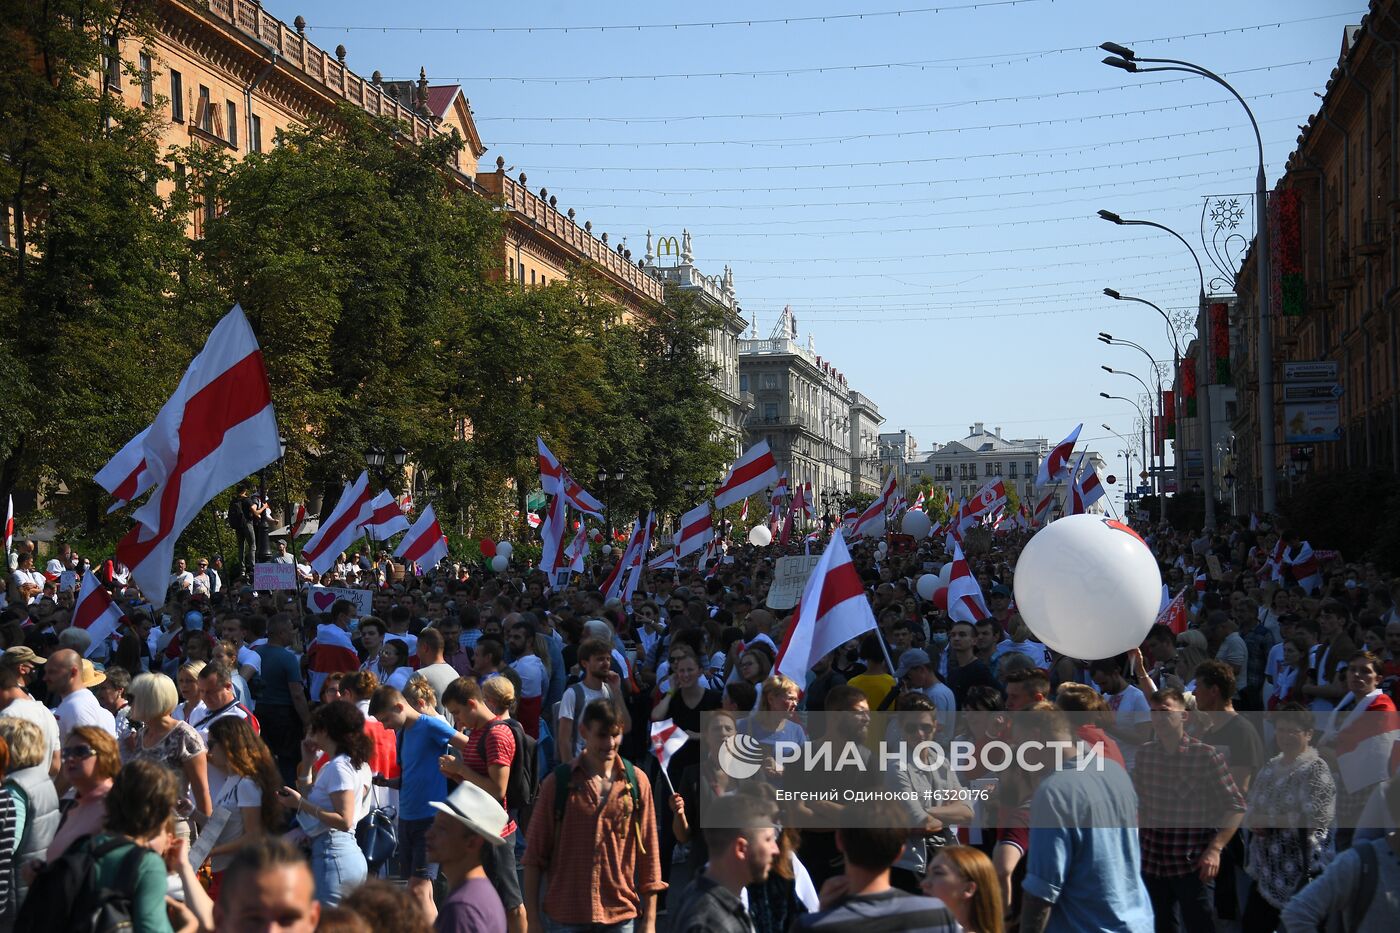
[
  {"left": 1125, "top": 493, "right": 1139, "bottom": 501},
  {"left": 1137, "top": 484, "right": 1151, "bottom": 494},
  {"left": 1284, "top": 361, "right": 1338, "bottom": 383},
  {"left": 1283, "top": 383, "right": 1343, "bottom": 402}
]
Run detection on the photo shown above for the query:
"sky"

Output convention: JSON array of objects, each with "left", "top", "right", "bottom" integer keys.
[{"left": 290, "top": 0, "right": 1360, "bottom": 509}]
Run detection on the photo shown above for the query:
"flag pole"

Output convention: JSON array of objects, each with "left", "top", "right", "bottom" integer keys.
[{"left": 657, "top": 759, "right": 677, "bottom": 796}]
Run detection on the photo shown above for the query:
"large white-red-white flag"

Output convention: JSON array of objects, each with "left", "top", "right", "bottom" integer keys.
[
  {"left": 946, "top": 541, "right": 990, "bottom": 624},
  {"left": 539, "top": 491, "right": 569, "bottom": 575},
  {"left": 116, "top": 306, "right": 281, "bottom": 600},
  {"left": 854, "top": 475, "right": 897, "bottom": 538},
  {"left": 560, "top": 469, "right": 606, "bottom": 521},
  {"left": 95, "top": 426, "right": 155, "bottom": 513},
  {"left": 714, "top": 441, "right": 780, "bottom": 512},
  {"left": 73, "top": 570, "right": 125, "bottom": 657},
  {"left": 1036, "top": 423, "right": 1083, "bottom": 488},
  {"left": 600, "top": 518, "right": 644, "bottom": 602},
  {"left": 3, "top": 494, "right": 11, "bottom": 554},
  {"left": 674, "top": 503, "right": 714, "bottom": 560},
  {"left": 302, "top": 472, "right": 373, "bottom": 576},
  {"left": 648, "top": 547, "right": 678, "bottom": 571},
  {"left": 363, "top": 490, "right": 411, "bottom": 541},
  {"left": 308, "top": 623, "right": 359, "bottom": 699},
  {"left": 775, "top": 531, "right": 878, "bottom": 683},
  {"left": 962, "top": 479, "right": 1007, "bottom": 527},
  {"left": 537, "top": 436, "right": 564, "bottom": 496},
  {"left": 1068, "top": 453, "right": 1105, "bottom": 515},
  {"left": 1325, "top": 691, "right": 1400, "bottom": 796},
  {"left": 394, "top": 505, "right": 449, "bottom": 570}
]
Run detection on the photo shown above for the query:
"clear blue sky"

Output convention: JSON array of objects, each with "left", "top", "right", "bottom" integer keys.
[{"left": 291, "top": 0, "right": 1357, "bottom": 507}]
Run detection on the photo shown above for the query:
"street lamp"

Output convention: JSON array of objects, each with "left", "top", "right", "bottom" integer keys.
[
  {"left": 1100, "top": 41, "right": 1270, "bottom": 519},
  {"left": 366, "top": 446, "right": 386, "bottom": 471},
  {"left": 596, "top": 468, "right": 624, "bottom": 537},
  {"left": 1104, "top": 288, "right": 1183, "bottom": 359}
]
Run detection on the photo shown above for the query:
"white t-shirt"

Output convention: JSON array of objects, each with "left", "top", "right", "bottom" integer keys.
[
  {"left": 557, "top": 681, "right": 615, "bottom": 757},
  {"left": 305, "top": 754, "right": 371, "bottom": 836},
  {"left": 237, "top": 644, "right": 263, "bottom": 675},
  {"left": 53, "top": 688, "right": 117, "bottom": 740},
  {"left": 10, "top": 569, "right": 43, "bottom": 604},
  {"left": 170, "top": 571, "right": 194, "bottom": 591},
  {"left": 210, "top": 775, "right": 264, "bottom": 871},
  {"left": 510, "top": 655, "right": 547, "bottom": 699},
  {"left": 2, "top": 697, "right": 62, "bottom": 761},
  {"left": 1104, "top": 684, "right": 1151, "bottom": 770}
]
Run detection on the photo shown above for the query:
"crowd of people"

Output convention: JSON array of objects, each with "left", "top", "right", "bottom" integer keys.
[{"left": 1, "top": 516, "right": 1398, "bottom": 933}]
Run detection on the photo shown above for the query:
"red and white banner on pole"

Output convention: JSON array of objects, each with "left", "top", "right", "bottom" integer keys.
[
  {"left": 115, "top": 305, "right": 282, "bottom": 600},
  {"left": 854, "top": 475, "right": 897, "bottom": 539},
  {"left": 394, "top": 505, "right": 449, "bottom": 570},
  {"left": 675, "top": 503, "right": 714, "bottom": 560},
  {"left": 714, "top": 441, "right": 780, "bottom": 512},
  {"left": 302, "top": 472, "right": 373, "bottom": 576},
  {"left": 3, "top": 494, "right": 12, "bottom": 554},
  {"left": 363, "top": 490, "right": 411, "bottom": 541},
  {"left": 1036, "top": 423, "right": 1083, "bottom": 488},
  {"left": 946, "top": 541, "right": 990, "bottom": 624},
  {"left": 96, "top": 426, "right": 155, "bottom": 513},
  {"left": 775, "top": 531, "right": 878, "bottom": 685},
  {"left": 74, "top": 571, "right": 125, "bottom": 658}
]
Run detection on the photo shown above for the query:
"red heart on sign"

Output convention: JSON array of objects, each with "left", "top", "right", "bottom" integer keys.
[{"left": 312, "top": 591, "right": 336, "bottom": 611}]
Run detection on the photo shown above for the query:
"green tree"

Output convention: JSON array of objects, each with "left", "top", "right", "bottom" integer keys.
[{"left": 0, "top": 0, "right": 205, "bottom": 544}]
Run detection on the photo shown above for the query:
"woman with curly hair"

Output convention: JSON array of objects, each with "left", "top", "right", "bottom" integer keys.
[
  {"left": 276, "top": 701, "right": 373, "bottom": 905},
  {"left": 204, "top": 717, "right": 283, "bottom": 897}
]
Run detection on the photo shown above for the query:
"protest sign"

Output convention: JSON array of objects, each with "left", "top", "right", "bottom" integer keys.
[
  {"left": 306, "top": 585, "right": 372, "bottom": 617},
  {"left": 254, "top": 562, "right": 297, "bottom": 591},
  {"left": 766, "top": 554, "right": 822, "bottom": 610}
]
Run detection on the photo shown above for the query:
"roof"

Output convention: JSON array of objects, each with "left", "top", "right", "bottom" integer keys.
[{"left": 425, "top": 85, "right": 486, "bottom": 157}]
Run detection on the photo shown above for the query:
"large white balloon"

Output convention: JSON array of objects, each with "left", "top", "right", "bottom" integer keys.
[
  {"left": 1013, "top": 514, "right": 1162, "bottom": 660},
  {"left": 901, "top": 510, "right": 932, "bottom": 539},
  {"left": 496, "top": 541, "right": 513, "bottom": 559},
  {"left": 748, "top": 524, "right": 773, "bottom": 547},
  {"left": 938, "top": 562, "right": 953, "bottom": 587},
  {"left": 915, "top": 573, "right": 939, "bottom": 600},
  {"left": 489, "top": 554, "right": 508, "bottom": 573}
]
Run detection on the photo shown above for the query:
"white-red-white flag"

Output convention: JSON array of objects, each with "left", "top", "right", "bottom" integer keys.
[
  {"left": 1068, "top": 454, "right": 1106, "bottom": 514},
  {"left": 946, "top": 541, "right": 990, "bottom": 624},
  {"left": 363, "top": 490, "right": 411, "bottom": 541},
  {"left": 539, "top": 491, "right": 569, "bottom": 574},
  {"left": 854, "top": 475, "right": 897, "bottom": 538},
  {"left": 74, "top": 571, "right": 125, "bottom": 657},
  {"left": 739, "top": 497, "right": 749, "bottom": 522},
  {"left": 911, "top": 490, "right": 926, "bottom": 513},
  {"left": 3, "top": 494, "right": 11, "bottom": 554},
  {"left": 648, "top": 548, "right": 678, "bottom": 571},
  {"left": 95, "top": 426, "right": 155, "bottom": 513},
  {"left": 1036, "top": 423, "right": 1083, "bottom": 488},
  {"left": 650, "top": 719, "right": 688, "bottom": 773},
  {"left": 1033, "top": 490, "right": 1055, "bottom": 526},
  {"left": 675, "top": 503, "right": 714, "bottom": 560},
  {"left": 601, "top": 519, "right": 644, "bottom": 601},
  {"left": 621, "top": 511, "right": 656, "bottom": 602},
  {"left": 308, "top": 622, "right": 359, "bottom": 699},
  {"left": 565, "top": 523, "right": 589, "bottom": 574},
  {"left": 793, "top": 482, "right": 812, "bottom": 518},
  {"left": 394, "top": 505, "right": 449, "bottom": 570},
  {"left": 537, "top": 436, "right": 564, "bottom": 496},
  {"left": 302, "top": 472, "right": 373, "bottom": 576},
  {"left": 775, "top": 531, "right": 877, "bottom": 684},
  {"left": 714, "top": 441, "right": 780, "bottom": 512},
  {"left": 1326, "top": 692, "right": 1400, "bottom": 795},
  {"left": 1156, "top": 589, "right": 1188, "bottom": 635},
  {"left": 116, "top": 305, "right": 281, "bottom": 600},
  {"left": 287, "top": 503, "right": 308, "bottom": 539},
  {"left": 560, "top": 468, "right": 606, "bottom": 521}
]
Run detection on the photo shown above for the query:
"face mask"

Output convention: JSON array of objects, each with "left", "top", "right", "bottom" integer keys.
[{"left": 930, "top": 633, "right": 949, "bottom": 651}]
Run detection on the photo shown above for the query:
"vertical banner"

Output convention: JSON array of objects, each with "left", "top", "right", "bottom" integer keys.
[
  {"left": 1270, "top": 188, "right": 1306, "bottom": 317},
  {"left": 1180, "top": 358, "right": 1197, "bottom": 418},
  {"left": 1153, "top": 415, "right": 1164, "bottom": 455},
  {"left": 1210, "top": 303, "right": 1231, "bottom": 385},
  {"left": 1160, "top": 390, "right": 1176, "bottom": 440}
]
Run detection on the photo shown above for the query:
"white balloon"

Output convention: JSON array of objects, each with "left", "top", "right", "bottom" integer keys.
[
  {"left": 938, "top": 562, "right": 953, "bottom": 587},
  {"left": 489, "top": 554, "right": 508, "bottom": 573},
  {"left": 496, "top": 541, "right": 513, "bottom": 558},
  {"left": 601, "top": 544, "right": 612, "bottom": 556},
  {"left": 1013, "top": 514, "right": 1162, "bottom": 661},
  {"left": 915, "top": 573, "right": 939, "bottom": 600},
  {"left": 748, "top": 525, "right": 773, "bottom": 547},
  {"left": 901, "top": 510, "right": 932, "bottom": 539},
  {"left": 876, "top": 541, "right": 888, "bottom": 554}
]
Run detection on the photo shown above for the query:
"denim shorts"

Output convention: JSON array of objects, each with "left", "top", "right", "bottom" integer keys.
[
  {"left": 398, "top": 816, "right": 439, "bottom": 880},
  {"left": 311, "top": 829, "right": 367, "bottom": 906}
]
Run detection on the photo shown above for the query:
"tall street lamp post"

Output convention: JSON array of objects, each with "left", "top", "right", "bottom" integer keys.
[
  {"left": 1100, "top": 334, "right": 1166, "bottom": 515},
  {"left": 1098, "top": 209, "right": 1215, "bottom": 530},
  {"left": 1100, "top": 390, "right": 1151, "bottom": 511},
  {"left": 1101, "top": 40, "right": 1272, "bottom": 518}
]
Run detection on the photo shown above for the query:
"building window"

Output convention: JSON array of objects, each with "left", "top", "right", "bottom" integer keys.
[
  {"left": 764, "top": 403, "right": 778, "bottom": 421},
  {"left": 530, "top": 269, "right": 536, "bottom": 285},
  {"left": 226, "top": 101, "right": 237, "bottom": 147},
  {"left": 762, "top": 373, "right": 779, "bottom": 390},
  {"left": 518, "top": 263, "right": 525, "bottom": 284},
  {"left": 170, "top": 69, "right": 184, "bottom": 122},
  {"left": 198, "top": 85, "right": 212, "bottom": 132},
  {"left": 1024, "top": 460, "right": 1033, "bottom": 476},
  {"left": 102, "top": 33, "right": 121, "bottom": 90},
  {"left": 139, "top": 52, "right": 153, "bottom": 105},
  {"left": 739, "top": 374, "right": 749, "bottom": 392},
  {"left": 508, "top": 257, "right": 514, "bottom": 280},
  {"left": 1009, "top": 462, "right": 1018, "bottom": 478}
]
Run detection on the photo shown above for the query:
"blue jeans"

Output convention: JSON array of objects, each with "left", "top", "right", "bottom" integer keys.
[
  {"left": 312, "top": 830, "right": 367, "bottom": 906},
  {"left": 545, "top": 921, "right": 634, "bottom": 933}
]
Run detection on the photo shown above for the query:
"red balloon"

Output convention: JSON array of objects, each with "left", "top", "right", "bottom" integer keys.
[
  {"left": 933, "top": 587, "right": 949, "bottom": 610},
  {"left": 479, "top": 537, "right": 497, "bottom": 558}
]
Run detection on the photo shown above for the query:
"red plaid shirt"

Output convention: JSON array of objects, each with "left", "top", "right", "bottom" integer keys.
[{"left": 1133, "top": 732, "right": 1246, "bottom": 877}]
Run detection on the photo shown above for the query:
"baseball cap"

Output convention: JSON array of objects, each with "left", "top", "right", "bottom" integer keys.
[
  {"left": 1, "top": 646, "right": 47, "bottom": 667},
  {"left": 427, "top": 781, "right": 510, "bottom": 846},
  {"left": 895, "top": 648, "right": 932, "bottom": 680}
]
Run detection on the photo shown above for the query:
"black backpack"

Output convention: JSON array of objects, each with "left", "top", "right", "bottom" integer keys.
[
  {"left": 17, "top": 834, "right": 147, "bottom": 933},
  {"left": 489, "top": 718, "right": 539, "bottom": 812},
  {"left": 226, "top": 501, "right": 243, "bottom": 530}
]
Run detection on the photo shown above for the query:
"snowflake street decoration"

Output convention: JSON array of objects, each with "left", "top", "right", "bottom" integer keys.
[{"left": 1211, "top": 198, "right": 1245, "bottom": 231}]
